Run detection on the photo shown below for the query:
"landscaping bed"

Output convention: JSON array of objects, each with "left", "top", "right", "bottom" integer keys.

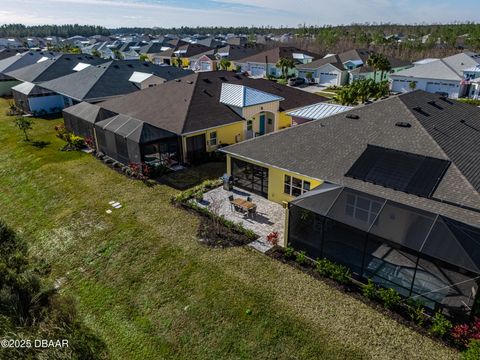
[
  {"left": 172, "top": 180, "right": 258, "bottom": 248},
  {"left": 267, "top": 245, "right": 480, "bottom": 356}
]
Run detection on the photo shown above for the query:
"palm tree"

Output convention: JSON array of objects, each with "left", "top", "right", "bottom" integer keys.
[
  {"left": 377, "top": 55, "right": 392, "bottom": 82},
  {"left": 366, "top": 54, "right": 380, "bottom": 82},
  {"left": 219, "top": 58, "right": 231, "bottom": 71},
  {"left": 173, "top": 57, "right": 183, "bottom": 68},
  {"left": 276, "top": 57, "right": 296, "bottom": 79}
]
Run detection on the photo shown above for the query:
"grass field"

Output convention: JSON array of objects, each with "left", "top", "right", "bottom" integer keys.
[{"left": 0, "top": 98, "right": 458, "bottom": 359}]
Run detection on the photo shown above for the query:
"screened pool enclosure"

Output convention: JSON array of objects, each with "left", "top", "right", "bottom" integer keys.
[{"left": 288, "top": 184, "right": 480, "bottom": 320}]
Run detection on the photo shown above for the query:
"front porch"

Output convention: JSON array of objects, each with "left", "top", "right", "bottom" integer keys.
[{"left": 200, "top": 186, "right": 286, "bottom": 252}]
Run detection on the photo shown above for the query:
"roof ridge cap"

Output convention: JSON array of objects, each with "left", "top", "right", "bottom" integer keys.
[{"left": 180, "top": 73, "right": 200, "bottom": 134}]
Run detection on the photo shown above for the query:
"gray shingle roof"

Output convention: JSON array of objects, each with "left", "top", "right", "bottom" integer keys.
[
  {"left": 392, "top": 53, "right": 480, "bottom": 81},
  {"left": 0, "top": 51, "right": 58, "bottom": 80},
  {"left": 221, "top": 90, "right": 480, "bottom": 226},
  {"left": 40, "top": 60, "right": 193, "bottom": 102},
  {"left": 5, "top": 54, "right": 104, "bottom": 83}
]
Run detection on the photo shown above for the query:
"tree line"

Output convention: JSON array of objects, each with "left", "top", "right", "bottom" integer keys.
[{"left": 0, "top": 24, "right": 110, "bottom": 38}]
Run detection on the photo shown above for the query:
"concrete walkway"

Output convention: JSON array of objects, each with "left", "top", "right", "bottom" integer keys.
[{"left": 200, "top": 186, "right": 286, "bottom": 253}]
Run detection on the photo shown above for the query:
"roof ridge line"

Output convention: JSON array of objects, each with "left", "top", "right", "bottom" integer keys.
[{"left": 180, "top": 73, "right": 200, "bottom": 134}]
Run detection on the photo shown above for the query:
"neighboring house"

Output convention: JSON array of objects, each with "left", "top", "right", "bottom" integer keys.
[
  {"left": 236, "top": 47, "right": 320, "bottom": 78},
  {"left": 6, "top": 54, "right": 106, "bottom": 114},
  {"left": 194, "top": 37, "right": 222, "bottom": 48},
  {"left": 0, "top": 50, "right": 57, "bottom": 96},
  {"left": 297, "top": 54, "right": 349, "bottom": 86},
  {"left": 62, "top": 71, "right": 327, "bottom": 165},
  {"left": 153, "top": 43, "right": 213, "bottom": 67},
  {"left": 215, "top": 44, "right": 266, "bottom": 71},
  {"left": 138, "top": 42, "right": 173, "bottom": 62},
  {"left": 0, "top": 38, "right": 24, "bottom": 48},
  {"left": 390, "top": 52, "right": 480, "bottom": 98},
  {"left": 190, "top": 53, "right": 218, "bottom": 72},
  {"left": 0, "top": 48, "right": 28, "bottom": 61},
  {"left": 297, "top": 49, "right": 410, "bottom": 85},
  {"left": 220, "top": 90, "right": 480, "bottom": 321},
  {"left": 40, "top": 60, "right": 193, "bottom": 106}
]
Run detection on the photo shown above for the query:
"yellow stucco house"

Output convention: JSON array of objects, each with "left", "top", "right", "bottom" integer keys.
[{"left": 63, "top": 71, "right": 326, "bottom": 166}]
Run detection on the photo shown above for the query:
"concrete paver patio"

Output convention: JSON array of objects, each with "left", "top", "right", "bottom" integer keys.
[{"left": 199, "top": 186, "right": 286, "bottom": 252}]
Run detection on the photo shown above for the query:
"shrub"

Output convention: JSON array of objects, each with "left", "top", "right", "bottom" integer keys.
[
  {"left": 66, "top": 133, "right": 85, "bottom": 149},
  {"left": 295, "top": 250, "right": 307, "bottom": 265},
  {"left": 377, "top": 287, "right": 401, "bottom": 309},
  {"left": 406, "top": 299, "right": 425, "bottom": 326},
  {"left": 84, "top": 135, "right": 95, "bottom": 149},
  {"left": 266, "top": 231, "right": 279, "bottom": 246},
  {"left": 452, "top": 319, "right": 480, "bottom": 348},
  {"left": 452, "top": 324, "right": 472, "bottom": 348},
  {"left": 315, "top": 258, "right": 351, "bottom": 284},
  {"left": 429, "top": 312, "right": 452, "bottom": 338},
  {"left": 171, "top": 179, "right": 222, "bottom": 204},
  {"left": 316, "top": 258, "right": 334, "bottom": 277},
  {"left": 284, "top": 244, "right": 295, "bottom": 259},
  {"left": 277, "top": 78, "right": 287, "bottom": 85},
  {"left": 462, "top": 339, "right": 480, "bottom": 360},
  {"left": 362, "top": 279, "right": 377, "bottom": 299},
  {"left": 329, "top": 263, "right": 351, "bottom": 284}
]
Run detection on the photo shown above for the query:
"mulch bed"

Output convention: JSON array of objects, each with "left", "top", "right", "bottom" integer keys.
[
  {"left": 197, "top": 216, "right": 252, "bottom": 248},
  {"left": 176, "top": 202, "right": 255, "bottom": 248},
  {"left": 266, "top": 246, "right": 458, "bottom": 350}
]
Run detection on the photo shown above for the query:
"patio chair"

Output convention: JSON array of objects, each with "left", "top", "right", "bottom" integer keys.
[
  {"left": 247, "top": 204, "right": 257, "bottom": 219},
  {"left": 228, "top": 195, "right": 235, "bottom": 211}
]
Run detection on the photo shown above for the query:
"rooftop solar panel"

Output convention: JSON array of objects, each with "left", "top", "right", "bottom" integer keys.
[{"left": 345, "top": 145, "right": 451, "bottom": 198}]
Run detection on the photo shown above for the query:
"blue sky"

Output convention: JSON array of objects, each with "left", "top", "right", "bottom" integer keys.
[{"left": 1, "top": 0, "right": 480, "bottom": 28}]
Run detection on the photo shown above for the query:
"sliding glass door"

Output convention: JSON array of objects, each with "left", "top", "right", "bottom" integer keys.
[{"left": 231, "top": 158, "right": 269, "bottom": 197}]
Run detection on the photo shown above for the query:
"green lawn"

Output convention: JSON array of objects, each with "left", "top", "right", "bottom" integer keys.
[{"left": 0, "top": 98, "right": 457, "bottom": 360}]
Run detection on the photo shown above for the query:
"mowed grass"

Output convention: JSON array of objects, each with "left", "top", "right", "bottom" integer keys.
[{"left": 0, "top": 98, "right": 457, "bottom": 359}]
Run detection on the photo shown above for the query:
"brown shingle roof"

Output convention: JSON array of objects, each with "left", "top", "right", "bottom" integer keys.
[
  {"left": 97, "top": 71, "right": 327, "bottom": 134},
  {"left": 236, "top": 46, "right": 320, "bottom": 64}
]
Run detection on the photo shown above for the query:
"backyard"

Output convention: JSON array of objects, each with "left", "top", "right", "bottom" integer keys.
[{"left": 0, "top": 98, "right": 458, "bottom": 359}]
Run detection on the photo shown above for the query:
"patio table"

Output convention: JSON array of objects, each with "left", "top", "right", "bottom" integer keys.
[{"left": 232, "top": 198, "right": 256, "bottom": 213}]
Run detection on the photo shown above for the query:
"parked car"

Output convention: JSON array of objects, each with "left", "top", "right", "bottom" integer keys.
[{"left": 288, "top": 77, "right": 305, "bottom": 86}]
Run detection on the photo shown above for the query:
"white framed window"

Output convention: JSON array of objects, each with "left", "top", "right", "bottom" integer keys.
[
  {"left": 284, "top": 175, "right": 310, "bottom": 197},
  {"left": 345, "top": 194, "right": 382, "bottom": 224},
  {"left": 209, "top": 131, "right": 217, "bottom": 146}
]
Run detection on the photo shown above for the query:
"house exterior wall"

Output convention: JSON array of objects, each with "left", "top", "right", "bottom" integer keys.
[
  {"left": 226, "top": 154, "right": 322, "bottom": 204},
  {"left": 278, "top": 112, "right": 293, "bottom": 129},
  {"left": 351, "top": 65, "right": 413, "bottom": 83},
  {"left": 181, "top": 121, "right": 245, "bottom": 161},
  {"left": 298, "top": 64, "right": 347, "bottom": 86}
]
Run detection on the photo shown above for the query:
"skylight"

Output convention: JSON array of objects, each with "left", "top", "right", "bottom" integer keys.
[{"left": 73, "top": 62, "right": 91, "bottom": 72}]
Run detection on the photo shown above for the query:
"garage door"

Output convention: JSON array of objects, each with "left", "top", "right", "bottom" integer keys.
[
  {"left": 391, "top": 79, "right": 407, "bottom": 93},
  {"left": 318, "top": 72, "right": 338, "bottom": 85},
  {"left": 200, "top": 61, "right": 211, "bottom": 71},
  {"left": 426, "top": 82, "right": 454, "bottom": 95},
  {"left": 250, "top": 65, "right": 265, "bottom": 77}
]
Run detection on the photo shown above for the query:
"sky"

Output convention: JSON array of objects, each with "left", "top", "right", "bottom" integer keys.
[{"left": 1, "top": 0, "right": 480, "bottom": 28}]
